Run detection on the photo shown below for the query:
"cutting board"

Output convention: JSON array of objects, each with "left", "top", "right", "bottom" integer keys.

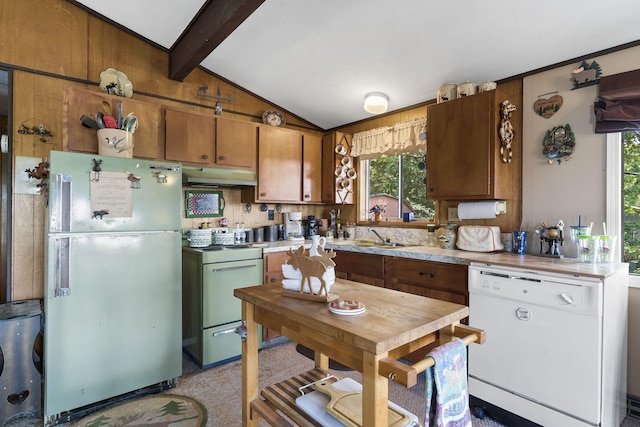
[{"left": 313, "top": 381, "right": 412, "bottom": 427}]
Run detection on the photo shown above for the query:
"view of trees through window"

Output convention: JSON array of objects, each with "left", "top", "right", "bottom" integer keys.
[
  {"left": 367, "top": 154, "right": 435, "bottom": 220},
  {"left": 623, "top": 131, "right": 640, "bottom": 274}
]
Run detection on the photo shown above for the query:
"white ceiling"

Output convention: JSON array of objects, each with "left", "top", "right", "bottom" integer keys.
[{"left": 75, "top": 0, "right": 640, "bottom": 130}]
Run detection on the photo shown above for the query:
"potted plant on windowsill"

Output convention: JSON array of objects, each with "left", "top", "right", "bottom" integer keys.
[{"left": 369, "top": 205, "right": 386, "bottom": 222}]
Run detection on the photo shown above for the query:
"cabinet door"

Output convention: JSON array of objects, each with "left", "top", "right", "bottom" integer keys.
[
  {"left": 333, "top": 251, "right": 385, "bottom": 282},
  {"left": 165, "top": 108, "right": 214, "bottom": 165},
  {"left": 215, "top": 118, "right": 257, "bottom": 169},
  {"left": 302, "top": 133, "right": 323, "bottom": 203},
  {"left": 257, "top": 126, "right": 301, "bottom": 202},
  {"left": 63, "top": 87, "right": 162, "bottom": 159},
  {"left": 426, "top": 90, "right": 497, "bottom": 199}
]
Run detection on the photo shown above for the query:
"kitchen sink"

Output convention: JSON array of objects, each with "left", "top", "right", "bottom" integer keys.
[{"left": 329, "top": 240, "right": 422, "bottom": 249}]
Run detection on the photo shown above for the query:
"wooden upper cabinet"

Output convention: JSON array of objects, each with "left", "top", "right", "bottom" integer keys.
[
  {"left": 302, "top": 133, "right": 322, "bottom": 203},
  {"left": 322, "top": 132, "right": 354, "bottom": 204},
  {"left": 426, "top": 89, "right": 511, "bottom": 200},
  {"left": 63, "top": 87, "right": 162, "bottom": 159},
  {"left": 215, "top": 118, "right": 257, "bottom": 170},
  {"left": 255, "top": 126, "right": 301, "bottom": 202},
  {"left": 164, "top": 108, "right": 214, "bottom": 165}
]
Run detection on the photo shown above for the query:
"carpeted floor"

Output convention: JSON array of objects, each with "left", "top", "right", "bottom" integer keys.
[{"left": 11, "top": 339, "right": 640, "bottom": 426}]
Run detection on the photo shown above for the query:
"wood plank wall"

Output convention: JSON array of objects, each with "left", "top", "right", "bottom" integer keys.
[
  {"left": 0, "top": 0, "right": 322, "bottom": 301},
  {"left": 0, "top": 0, "right": 523, "bottom": 301}
]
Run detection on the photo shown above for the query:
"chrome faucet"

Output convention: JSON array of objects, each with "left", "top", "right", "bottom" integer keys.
[{"left": 369, "top": 228, "right": 389, "bottom": 245}]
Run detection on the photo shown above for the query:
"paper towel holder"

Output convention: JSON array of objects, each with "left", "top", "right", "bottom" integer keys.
[{"left": 456, "top": 201, "right": 507, "bottom": 217}]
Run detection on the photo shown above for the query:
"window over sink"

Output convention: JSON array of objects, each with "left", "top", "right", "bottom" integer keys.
[{"left": 361, "top": 154, "right": 435, "bottom": 222}]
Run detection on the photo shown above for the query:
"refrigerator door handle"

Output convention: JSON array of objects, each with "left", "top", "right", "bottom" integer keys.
[
  {"left": 54, "top": 237, "right": 71, "bottom": 297},
  {"left": 52, "top": 174, "right": 73, "bottom": 233}
]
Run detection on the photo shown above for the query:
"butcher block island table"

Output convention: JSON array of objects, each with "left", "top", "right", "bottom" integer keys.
[{"left": 235, "top": 279, "right": 485, "bottom": 427}]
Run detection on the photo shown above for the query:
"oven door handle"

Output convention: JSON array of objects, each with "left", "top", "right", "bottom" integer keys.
[
  {"left": 210, "top": 264, "right": 258, "bottom": 273},
  {"left": 212, "top": 322, "right": 247, "bottom": 342}
]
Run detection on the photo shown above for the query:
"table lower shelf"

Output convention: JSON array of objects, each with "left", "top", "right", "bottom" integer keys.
[{"left": 257, "top": 368, "right": 337, "bottom": 427}]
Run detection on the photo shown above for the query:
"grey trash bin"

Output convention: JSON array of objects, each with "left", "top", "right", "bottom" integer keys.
[{"left": 0, "top": 300, "right": 42, "bottom": 424}]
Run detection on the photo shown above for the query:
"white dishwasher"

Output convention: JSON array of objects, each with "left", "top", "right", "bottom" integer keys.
[{"left": 468, "top": 263, "right": 625, "bottom": 427}]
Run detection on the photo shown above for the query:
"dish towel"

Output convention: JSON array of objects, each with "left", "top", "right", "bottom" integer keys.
[{"left": 424, "top": 338, "right": 472, "bottom": 427}]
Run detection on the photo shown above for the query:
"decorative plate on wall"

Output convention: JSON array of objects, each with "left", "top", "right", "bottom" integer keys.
[
  {"left": 185, "top": 190, "right": 225, "bottom": 218},
  {"left": 262, "top": 110, "right": 285, "bottom": 127}
]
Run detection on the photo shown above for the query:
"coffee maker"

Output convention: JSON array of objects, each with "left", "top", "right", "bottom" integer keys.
[{"left": 284, "top": 212, "right": 305, "bottom": 242}]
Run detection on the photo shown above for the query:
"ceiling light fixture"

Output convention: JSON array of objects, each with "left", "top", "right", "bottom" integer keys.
[{"left": 364, "top": 92, "right": 389, "bottom": 114}]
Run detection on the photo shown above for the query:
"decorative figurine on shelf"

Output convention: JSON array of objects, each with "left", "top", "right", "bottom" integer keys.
[
  {"left": 499, "top": 100, "right": 517, "bottom": 163},
  {"left": 91, "top": 158, "right": 103, "bottom": 182},
  {"left": 536, "top": 220, "right": 565, "bottom": 258}
]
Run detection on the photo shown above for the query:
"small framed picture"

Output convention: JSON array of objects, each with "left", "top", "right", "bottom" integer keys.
[{"left": 185, "top": 190, "right": 225, "bottom": 218}]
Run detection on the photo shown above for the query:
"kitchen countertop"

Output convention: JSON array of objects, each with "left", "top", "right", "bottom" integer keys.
[{"left": 251, "top": 239, "right": 628, "bottom": 279}]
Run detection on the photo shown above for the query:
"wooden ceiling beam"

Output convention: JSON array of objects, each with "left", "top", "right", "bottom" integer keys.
[{"left": 168, "top": 0, "right": 265, "bottom": 81}]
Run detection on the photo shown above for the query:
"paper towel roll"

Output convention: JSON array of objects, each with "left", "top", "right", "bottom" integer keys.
[{"left": 458, "top": 201, "right": 501, "bottom": 220}]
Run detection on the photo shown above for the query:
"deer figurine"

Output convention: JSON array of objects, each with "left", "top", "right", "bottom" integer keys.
[{"left": 286, "top": 246, "right": 336, "bottom": 296}]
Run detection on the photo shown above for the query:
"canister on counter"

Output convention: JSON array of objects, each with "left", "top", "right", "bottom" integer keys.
[
  {"left": 254, "top": 227, "right": 264, "bottom": 242},
  {"left": 244, "top": 228, "right": 254, "bottom": 243},
  {"left": 264, "top": 225, "right": 278, "bottom": 242}
]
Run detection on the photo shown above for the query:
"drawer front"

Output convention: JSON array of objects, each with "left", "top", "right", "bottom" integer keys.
[
  {"left": 202, "top": 259, "right": 263, "bottom": 327},
  {"left": 388, "top": 258, "right": 467, "bottom": 292},
  {"left": 395, "top": 283, "right": 467, "bottom": 306},
  {"left": 333, "top": 251, "right": 384, "bottom": 279},
  {"left": 202, "top": 322, "right": 263, "bottom": 367}
]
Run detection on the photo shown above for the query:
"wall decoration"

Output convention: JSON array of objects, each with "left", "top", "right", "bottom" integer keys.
[
  {"left": 498, "top": 100, "right": 517, "bottom": 163},
  {"left": 533, "top": 92, "right": 563, "bottom": 118},
  {"left": 571, "top": 60, "right": 602, "bottom": 90},
  {"left": 542, "top": 124, "right": 575, "bottom": 164},
  {"left": 15, "top": 156, "right": 48, "bottom": 195},
  {"left": 185, "top": 190, "right": 225, "bottom": 218}
]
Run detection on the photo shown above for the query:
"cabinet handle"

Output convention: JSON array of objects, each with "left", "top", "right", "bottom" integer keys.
[
  {"left": 201, "top": 154, "right": 209, "bottom": 160},
  {"left": 304, "top": 194, "right": 310, "bottom": 199},
  {"left": 218, "top": 155, "right": 226, "bottom": 161},
  {"left": 418, "top": 271, "right": 435, "bottom": 278},
  {"left": 260, "top": 192, "right": 267, "bottom": 197},
  {"left": 270, "top": 277, "right": 276, "bottom": 282}
]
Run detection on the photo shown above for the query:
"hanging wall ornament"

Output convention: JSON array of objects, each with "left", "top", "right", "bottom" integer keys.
[
  {"left": 571, "top": 60, "right": 602, "bottom": 90},
  {"left": 498, "top": 100, "right": 517, "bottom": 163},
  {"left": 533, "top": 92, "right": 563, "bottom": 118},
  {"left": 542, "top": 124, "right": 575, "bottom": 165}
]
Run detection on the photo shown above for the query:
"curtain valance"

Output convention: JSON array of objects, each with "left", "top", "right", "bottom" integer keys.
[
  {"left": 351, "top": 118, "right": 426, "bottom": 159},
  {"left": 594, "top": 69, "right": 640, "bottom": 133}
]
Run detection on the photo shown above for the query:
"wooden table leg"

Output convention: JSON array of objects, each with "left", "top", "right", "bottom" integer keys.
[
  {"left": 362, "top": 351, "right": 388, "bottom": 427},
  {"left": 314, "top": 351, "right": 329, "bottom": 370},
  {"left": 242, "top": 300, "right": 259, "bottom": 427}
]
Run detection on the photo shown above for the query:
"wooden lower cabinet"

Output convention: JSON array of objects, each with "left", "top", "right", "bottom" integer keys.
[
  {"left": 384, "top": 257, "right": 468, "bottom": 306},
  {"left": 332, "top": 251, "right": 385, "bottom": 287},
  {"left": 385, "top": 256, "right": 468, "bottom": 362}
]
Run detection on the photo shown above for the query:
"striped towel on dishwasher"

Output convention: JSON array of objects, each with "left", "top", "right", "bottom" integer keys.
[{"left": 424, "top": 338, "right": 472, "bottom": 427}]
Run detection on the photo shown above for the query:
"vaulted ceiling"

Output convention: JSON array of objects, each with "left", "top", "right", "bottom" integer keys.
[{"left": 73, "top": 0, "right": 640, "bottom": 130}]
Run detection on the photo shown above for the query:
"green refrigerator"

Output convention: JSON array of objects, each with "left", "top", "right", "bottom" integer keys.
[{"left": 43, "top": 151, "right": 183, "bottom": 424}]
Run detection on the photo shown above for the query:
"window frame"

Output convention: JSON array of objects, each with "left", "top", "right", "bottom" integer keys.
[
  {"left": 608, "top": 132, "right": 640, "bottom": 287},
  {"left": 359, "top": 156, "right": 434, "bottom": 226}
]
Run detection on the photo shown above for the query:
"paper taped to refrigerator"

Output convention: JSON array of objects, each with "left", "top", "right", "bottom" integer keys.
[{"left": 90, "top": 171, "right": 133, "bottom": 217}]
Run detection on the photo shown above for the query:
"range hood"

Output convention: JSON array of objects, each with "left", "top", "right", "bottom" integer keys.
[{"left": 182, "top": 166, "right": 257, "bottom": 187}]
